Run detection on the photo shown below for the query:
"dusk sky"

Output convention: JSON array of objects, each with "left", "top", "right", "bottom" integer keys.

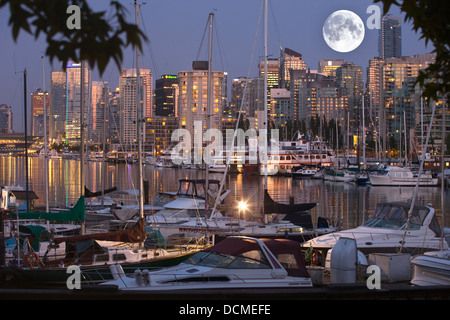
[{"left": 0, "top": 0, "right": 431, "bottom": 133}]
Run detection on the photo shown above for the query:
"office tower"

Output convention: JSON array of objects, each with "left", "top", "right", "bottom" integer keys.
[
  {"left": 90, "top": 81, "right": 110, "bottom": 145},
  {"left": 49, "top": 71, "right": 66, "bottom": 142},
  {"left": 366, "top": 57, "right": 385, "bottom": 148},
  {"left": 230, "top": 77, "right": 252, "bottom": 117},
  {"left": 65, "top": 61, "right": 91, "bottom": 144},
  {"left": 258, "top": 58, "right": 280, "bottom": 105},
  {"left": 0, "top": 104, "right": 13, "bottom": 133},
  {"left": 30, "top": 89, "right": 49, "bottom": 136},
  {"left": 109, "top": 88, "right": 121, "bottom": 145},
  {"left": 336, "top": 63, "right": 363, "bottom": 139},
  {"left": 382, "top": 54, "right": 434, "bottom": 150},
  {"left": 318, "top": 59, "right": 345, "bottom": 77},
  {"left": 154, "top": 75, "right": 178, "bottom": 117},
  {"left": 290, "top": 69, "right": 330, "bottom": 121},
  {"left": 280, "top": 48, "right": 307, "bottom": 89},
  {"left": 366, "top": 54, "right": 435, "bottom": 157},
  {"left": 308, "top": 79, "right": 346, "bottom": 122},
  {"left": 144, "top": 116, "right": 179, "bottom": 155},
  {"left": 119, "top": 68, "right": 152, "bottom": 146},
  {"left": 177, "top": 62, "right": 226, "bottom": 143},
  {"left": 270, "top": 88, "right": 291, "bottom": 129},
  {"left": 379, "top": 16, "right": 402, "bottom": 59}
]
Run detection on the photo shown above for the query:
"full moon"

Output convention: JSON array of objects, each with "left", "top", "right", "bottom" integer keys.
[{"left": 323, "top": 10, "right": 365, "bottom": 53}]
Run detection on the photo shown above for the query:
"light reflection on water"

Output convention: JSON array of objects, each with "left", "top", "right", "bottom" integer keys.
[{"left": 1, "top": 156, "right": 449, "bottom": 229}]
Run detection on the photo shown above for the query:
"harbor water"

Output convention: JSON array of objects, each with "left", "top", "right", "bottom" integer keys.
[{"left": 1, "top": 156, "right": 449, "bottom": 230}]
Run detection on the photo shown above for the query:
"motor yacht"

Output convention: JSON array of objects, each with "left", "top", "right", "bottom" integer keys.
[
  {"left": 303, "top": 202, "right": 449, "bottom": 263},
  {"left": 101, "top": 236, "right": 313, "bottom": 291},
  {"left": 411, "top": 249, "right": 450, "bottom": 286},
  {"left": 369, "top": 166, "right": 438, "bottom": 186}
]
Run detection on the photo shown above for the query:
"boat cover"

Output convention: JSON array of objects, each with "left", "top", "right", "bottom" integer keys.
[
  {"left": 264, "top": 189, "right": 316, "bottom": 214},
  {"left": 53, "top": 219, "right": 145, "bottom": 244},
  {"left": 11, "top": 196, "right": 85, "bottom": 222},
  {"left": 84, "top": 186, "right": 117, "bottom": 198},
  {"left": 204, "top": 237, "right": 310, "bottom": 278}
]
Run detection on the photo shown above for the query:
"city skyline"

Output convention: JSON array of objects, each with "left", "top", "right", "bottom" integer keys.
[{"left": 0, "top": 0, "right": 431, "bottom": 133}]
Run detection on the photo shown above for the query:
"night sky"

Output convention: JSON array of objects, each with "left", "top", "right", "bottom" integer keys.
[{"left": 0, "top": 0, "right": 431, "bottom": 132}]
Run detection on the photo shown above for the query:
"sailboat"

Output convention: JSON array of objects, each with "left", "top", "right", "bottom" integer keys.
[
  {"left": 5, "top": 2, "right": 206, "bottom": 285},
  {"left": 410, "top": 100, "right": 450, "bottom": 286}
]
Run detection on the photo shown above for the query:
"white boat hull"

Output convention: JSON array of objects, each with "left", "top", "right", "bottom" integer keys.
[
  {"left": 411, "top": 251, "right": 450, "bottom": 286},
  {"left": 369, "top": 175, "right": 438, "bottom": 186}
]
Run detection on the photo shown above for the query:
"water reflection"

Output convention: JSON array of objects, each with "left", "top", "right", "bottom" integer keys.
[{"left": 1, "top": 156, "right": 448, "bottom": 229}]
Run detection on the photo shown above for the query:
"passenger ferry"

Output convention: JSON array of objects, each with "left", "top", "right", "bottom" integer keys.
[{"left": 260, "top": 134, "right": 336, "bottom": 175}]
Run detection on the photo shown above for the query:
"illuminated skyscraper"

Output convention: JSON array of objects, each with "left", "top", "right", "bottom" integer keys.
[
  {"left": 65, "top": 61, "right": 91, "bottom": 144},
  {"left": 90, "top": 81, "right": 110, "bottom": 145},
  {"left": 280, "top": 48, "right": 306, "bottom": 89},
  {"left": 379, "top": 16, "right": 402, "bottom": 59},
  {"left": 30, "top": 88, "right": 49, "bottom": 136},
  {"left": 154, "top": 75, "right": 178, "bottom": 117},
  {"left": 49, "top": 71, "right": 66, "bottom": 142},
  {"left": 119, "top": 68, "right": 152, "bottom": 146},
  {"left": 0, "top": 104, "right": 13, "bottom": 133},
  {"left": 336, "top": 62, "right": 363, "bottom": 137},
  {"left": 318, "top": 59, "right": 345, "bottom": 77},
  {"left": 178, "top": 62, "right": 226, "bottom": 143}
]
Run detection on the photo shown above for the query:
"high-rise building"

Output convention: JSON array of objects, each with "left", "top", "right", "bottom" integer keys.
[
  {"left": 279, "top": 48, "right": 306, "bottom": 89},
  {"left": 177, "top": 62, "right": 227, "bottom": 144},
  {"left": 336, "top": 63, "right": 364, "bottom": 137},
  {"left": 366, "top": 54, "right": 435, "bottom": 157},
  {"left": 65, "top": 61, "right": 91, "bottom": 144},
  {"left": 119, "top": 68, "right": 152, "bottom": 146},
  {"left": 270, "top": 88, "right": 291, "bottom": 128},
  {"left": 154, "top": 75, "right": 178, "bottom": 117},
  {"left": 0, "top": 104, "right": 13, "bottom": 133},
  {"left": 30, "top": 89, "right": 49, "bottom": 136},
  {"left": 308, "top": 79, "right": 346, "bottom": 122},
  {"left": 109, "top": 88, "right": 121, "bottom": 145},
  {"left": 382, "top": 55, "right": 434, "bottom": 148},
  {"left": 49, "top": 71, "right": 66, "bottom": 142},
  {"left": 144, "top": 116, "right": 179, "bottom": 155},
  {"left": 258, "top": 58, "right": 280, "bottom": 105},
  {"left": 379, "top": 16, "right": 402, "bottom": 59},
  {"left": 230, "top": 77, "right": 252, "bottom": 117},
  {"left": 90, "top": 81, "right": 110, "bottom": 145},
  {"left": 318, "top": 59, "right": 345, "bottom": 77},
  {"left": 290, "top": 69, "right": 329, "bottom": 120}
]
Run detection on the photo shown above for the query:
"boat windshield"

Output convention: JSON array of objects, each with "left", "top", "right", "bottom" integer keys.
[
  {"left": 184, "top": 250, "right": 271, "bottom": 269},
  {"left": 362, "top": 203, "right": 428, "bottom": 230}
]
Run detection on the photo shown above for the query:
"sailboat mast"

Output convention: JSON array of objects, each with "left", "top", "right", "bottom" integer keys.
[
  {"left": 205, "top": 12, "right": 214, "bottom": 214},
  {"left": 263, "top": 0, "right": 268, "bottom": 191},
  {"left": 80, "top": 60, "right": 86, "bottom": 235},
  {"left": 42, "top": 57, "right": 49, "bottom": 213},
  {"left": 135, "top": 0, "right": 144, "bottom": 221},
  {"left": 362, "top": 92, "right": 366, "bottom": 170},
  {"left": 441, "top": 100, "right": 446, "bottom": 250},
  {"left": 24, "top": 69, "right": 29, "bottom": 212}
]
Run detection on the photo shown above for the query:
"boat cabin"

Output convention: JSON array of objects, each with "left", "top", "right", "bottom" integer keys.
[{"left": 362, "top": 202, "right": 442, "bottom": 237}]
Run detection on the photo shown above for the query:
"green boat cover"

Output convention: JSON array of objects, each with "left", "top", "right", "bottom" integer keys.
[
  {"left": 12, "top": 196, "right": 86, "bottom": 222},
  {"left": 18, "top": 225, "right": 47, "bottom": 252}
]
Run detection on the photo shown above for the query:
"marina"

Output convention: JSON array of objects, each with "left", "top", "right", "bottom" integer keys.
[
  {"left": 0, "top": 0, "right": 449, "bottom": 303},
  {"left": 0, "top": 156, "right": 449, "bottom": 299}
]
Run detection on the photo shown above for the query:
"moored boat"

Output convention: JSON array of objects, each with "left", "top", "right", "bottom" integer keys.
[
  {"left": 369, "top": 166, "right": 438, "bottom": 186},
  {"left": 100, "top": 236, "right": 313, "bottom": 291},
  {"left": 302, "top": 202, "right": 449, "bottom": 266}
]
